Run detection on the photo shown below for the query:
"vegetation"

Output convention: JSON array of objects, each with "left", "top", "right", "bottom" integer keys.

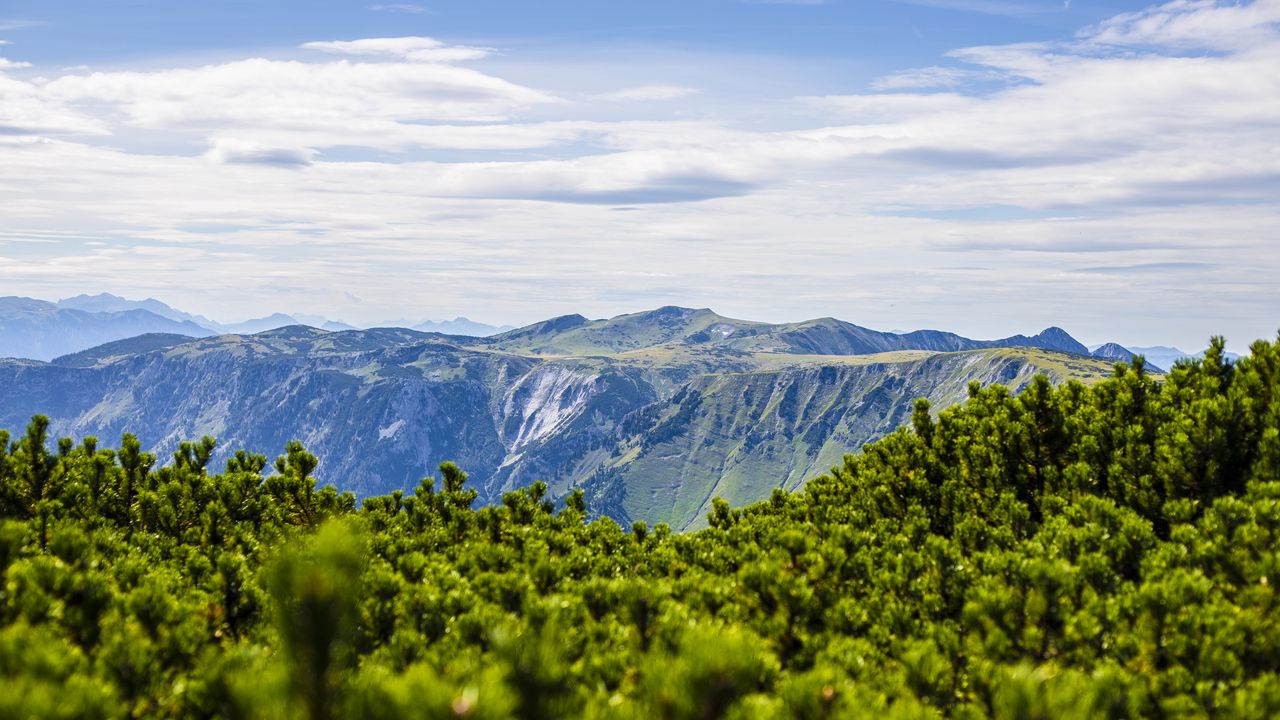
[{"left": 0, "top": 335, "right": 1277, "bottom": 718}]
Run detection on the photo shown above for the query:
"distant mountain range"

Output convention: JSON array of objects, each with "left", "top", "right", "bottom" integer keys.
[
  {"left": 0, "top": 293, "right": 512, "bottom": 360},
  {"left": 0, "top": 304, "right": 1136, "bottom": 529},
  {"left": 0, "top": 296, "right": 213, "bottom": 362}
]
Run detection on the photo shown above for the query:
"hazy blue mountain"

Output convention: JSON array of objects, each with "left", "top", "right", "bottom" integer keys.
[
  {"left": 56, "top": 292, "right": 218, "bottom": 329},
  {"left": 219, "top": 313, "right": 301, "bottom": 334},
  {"left": 0, "top": 296, "right": 214, "bottom": 361},
  {"left": 413, "top": 317, "right": 515, "bottom": 336},
  {"left": 1090, "top": 342, "right": 1136, "bottom": 362},
  {"left": 321, "top": 320, "right": 359, "bottom": 331},
  {"left": 0, "top": 307, "right": 1120, "bottom": 529},
  {"left": 4, "top": 293, "right": 521, "bottom": 359},
  {"left": 1090, "top": 342, "right": 1165, "bottom": 373},
  {"left": 1126, "top": 344, "right": 1239, "bottom": 370},
  {"left": 56, "top": 293, "right": 319, "bottom": 335}
]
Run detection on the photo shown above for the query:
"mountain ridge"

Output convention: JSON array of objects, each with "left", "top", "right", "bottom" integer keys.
[{"left": 0, "top": 308, "right": 1127, "bottom": 529}]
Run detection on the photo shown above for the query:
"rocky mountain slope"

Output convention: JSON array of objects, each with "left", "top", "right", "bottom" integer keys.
[{"left": 0, "top": 307, "right": 1121, "bottom": 529}]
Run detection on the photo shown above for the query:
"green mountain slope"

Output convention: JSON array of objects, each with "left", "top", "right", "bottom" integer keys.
[{"left": 572, "top": 348, "right": 1114, "bottom": 529}]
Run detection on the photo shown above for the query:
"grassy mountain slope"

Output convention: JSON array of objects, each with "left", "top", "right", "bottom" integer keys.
[{"left": 576, "top": 348, "right": 1114, "bottom": 529}]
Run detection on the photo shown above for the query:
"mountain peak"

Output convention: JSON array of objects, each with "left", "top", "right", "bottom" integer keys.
[
  {"left": 647, "top": 305, "right": 705, "bottom": 316},
  {"left": 1026, "top": 326, "right": 1088, "bottom": 355},
  {"left": 1091, "top": 343, "right": 1166, "bottom": 373},
  {"left": 491, "top": 313, "right": 589, "bottom": 343},
  {"left": 1035, "top": 326, "right": 1072, "bottom": 341},
  {"left": 1091, "top": 342, "right": 1132, "bottom": 359},
  {"left": 63, "top": 292, "right": 126, "bottom": 302}
]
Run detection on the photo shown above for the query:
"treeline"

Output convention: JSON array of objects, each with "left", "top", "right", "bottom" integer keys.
[{"left": 0, "top": 336, "right": 1277, "bottom": 718}]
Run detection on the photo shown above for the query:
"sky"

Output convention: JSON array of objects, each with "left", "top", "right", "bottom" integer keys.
[{"left": 0, "top": 0, "right": 1277, "bottom": 351}]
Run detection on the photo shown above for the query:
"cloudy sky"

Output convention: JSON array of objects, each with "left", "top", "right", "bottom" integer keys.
[{"left": 1, "top": 0, "right": 1277, "bottom": 350}]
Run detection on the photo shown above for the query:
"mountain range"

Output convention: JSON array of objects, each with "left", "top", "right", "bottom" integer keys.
[
  {"left": 0, "top": 304, "right": 1135, "bottom": 529},
  {"left": 0, "top": 293, "right": 512, "bottom": 361}
]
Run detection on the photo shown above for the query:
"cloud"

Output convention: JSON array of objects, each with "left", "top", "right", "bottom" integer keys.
[
  {"left": 799, "top": 92, "right": 972, "bottom": 120},
  {"left": 0, "top": 58, "right": 31, "bottom": 70},
  {"left": 37, "top": 55, "right": 557, "bottom": 149},
  {"left": 599, "top": 85, "right": 699, "bottom": 101},
  {"left": 206, "top": 140, "right": 315, "bottom": 168},
  {"left": 301, "top": 36, "right": 491, "bottom": 62},
  {"left": 369, "top": 4, "right": 433, "bottom": 14},
  {"left": 1073, "top": 262, "right": 1218, "bottom": 274},
  {"left": 0, "top": 75, "right": 108, "bottom": 135},
  {"left": 1, "top": 1, "right": 1279, "bottom": 350},
  {"left": 1086, "top": 0, "right": 1280, "bottom": 50},
  {"left": 869, "top": 66, "right": 1002, "bottom": 90}
]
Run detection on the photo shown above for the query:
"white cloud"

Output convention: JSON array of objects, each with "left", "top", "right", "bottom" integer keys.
[
  {"left": 369, "top": 3, "right": 433, "bottom": 14},
  {"left": 599, "top": 85, "right": 699, "bottom": 102},
  {"left": 1086, "top": 0, "right": 1280, "bottom": 50},
  {"left": 301, "top": 36, "right": 491, "bottom": 62},
  {"left": 1, "top": 0, "right": 1278, "bottom": 350},
  {"left": 869, "top": 66, "right": 1000, "bottom": 90},
  {"left": 36, "top": 55, "right": 557, "bottom": 150},
  {"left": 799, "top": 92, "right": 973, "bottom": 120},
  {"left": 0, "top": 74, "right": 107, "bottom": 135},
  {"left": 205, "top": 140, "right": 316, "bottom": 168}
]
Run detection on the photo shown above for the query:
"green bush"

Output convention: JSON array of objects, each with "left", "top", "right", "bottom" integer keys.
[{"left": 0, "top": 334, "right": 1277, "bottom": 718}]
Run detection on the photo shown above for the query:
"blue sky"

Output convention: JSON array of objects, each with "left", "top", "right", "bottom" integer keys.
[
  {"left": 0, "top": 0, "right": 1277, "bottom": 350},
  {"left": 5, "top": 1, "right": 1143, "bottom": 64}
]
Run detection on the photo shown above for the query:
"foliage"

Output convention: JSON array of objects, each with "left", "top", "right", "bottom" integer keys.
[{"left": 0, "top": 335, "right": 1277, "bottom": 718}]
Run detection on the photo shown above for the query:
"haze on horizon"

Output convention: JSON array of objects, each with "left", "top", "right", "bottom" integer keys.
[{"left": 1, "top": 0, "right": 1277, "bottom": 352}]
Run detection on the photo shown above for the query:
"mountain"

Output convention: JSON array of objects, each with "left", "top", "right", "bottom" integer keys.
[
  {"left": 2, "top": 293, "right": 522, "bottom": 359},
  {"left": 484, "top": 306, "right": 1090, "bottom": 357},
  {"left": 1125, "top": 344, "right": 1240, "bottom": 370},
  {"left": 1089, "top": 342, "right": 1165, "bottom": 373},
  {"left": 51, "top": 333, "right": 198, "bottom": 368},
  {"left": 1090, "top": 342, "right": 1136, "bottom": 362},
  {"left": 218, "top": 313, "right": 301, "bottom": 334},
  {"left": 0, "top": 296, "right": 214, "bottom": 361},
  {"left": 54, "top": 293, "right": 315, "bottom": 335},
  {"left": 56, "top": 292, "right": 218, "bottom": 328},
  {"left": 0, "top": 307, "right": 1118, "bottom": 530},
  {"left": 57, "top": 294, "right": 319, "bottom": 335},
  {"left": 0, "top": 293, "right": 524, "bottom": 360},
  {"left": 413, "top": 317, "right": 514, "bottom": 336}
]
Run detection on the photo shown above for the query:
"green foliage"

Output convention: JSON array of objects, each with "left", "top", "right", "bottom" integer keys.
[{"left": 0, "top": 334, "right": 1278, "bottom": 718}]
